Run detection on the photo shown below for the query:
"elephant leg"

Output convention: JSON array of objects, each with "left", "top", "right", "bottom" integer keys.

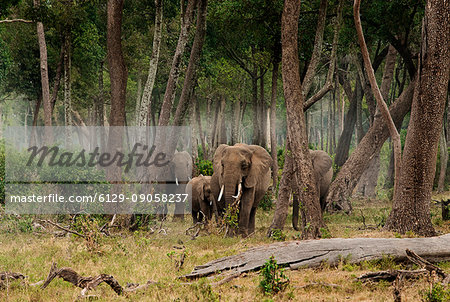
[
  {"left": 238, "top": 203, "right": 251, "bottom": 237},
  {"left": 248, "top": 207, "right": 257, "bottom": 235},
  {"left": 292, "top": 192, "right": 300, "bottom": 231},
  {"left": 192, "top": 210, "right": 198, "bottom": 224}
]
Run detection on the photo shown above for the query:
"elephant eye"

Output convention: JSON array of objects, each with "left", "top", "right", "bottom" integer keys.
[{"left": 241, "top": 161, "right": 249, "bottom": 169}]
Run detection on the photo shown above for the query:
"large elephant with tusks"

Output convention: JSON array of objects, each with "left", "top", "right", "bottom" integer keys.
[{"left": 211, "top": 143, "right": 272, "bottom": 237}]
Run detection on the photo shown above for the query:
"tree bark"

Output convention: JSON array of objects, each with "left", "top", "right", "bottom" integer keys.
[
  {"left": 270, "top": 59, "right": 279, "bottom": 196},
  {"left": 334, "top": 73, "right": 361, "bottom": 167},
  {"left": 51, "top": 42, "right": 65, "bottom": 113},
  {"left": 158, "top": 0, "right": 197, "bottom": 126},
  {"left": 138, "top": 0, "right": 163, "bottom": 128},
  {"left": 172, "top": 0, "right": 208, "bottom": 127},
  {"left": 356, "top": 44, "right": 397, "bottom": 197},
  {"left": 354, "top": 0, "right": 403, "bottom": 194},
  {"left": 301, "top": 0, "right": 327, "bottom": 97},
  {"left": 326, "top": 81, "right": 416, "bottom": 213},
  {"left": 268, "top": 141, "right": 294, "bottom": 233},
  {"left": 63, "top": 33, "right": 72, "bottom": 145},
  {"left": 106, "top": 0, "right": 127, "bottom": 217},
  {"left": 437, "top": 127, "right": 448, "bottom": 192},
  {"left": 281, "top": 0, "right": 325, "bottom": 239},
  {"left": 184, "top": 234, "right": 450, "bottom": 279},
  {"left": 33, "top": 0, "right": 52, "bottom": 143},
  {"left": 385, "top": 0, "right": 449, "bottom": 236}
]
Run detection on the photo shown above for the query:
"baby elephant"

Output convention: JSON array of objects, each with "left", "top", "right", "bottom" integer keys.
[{"left": 187, "top": 175, "right": 214, "bottom": 224}]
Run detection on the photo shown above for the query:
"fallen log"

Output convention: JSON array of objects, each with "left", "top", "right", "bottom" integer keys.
[{"left": 182, "top": 233, "right": 450, "bottom": 279}]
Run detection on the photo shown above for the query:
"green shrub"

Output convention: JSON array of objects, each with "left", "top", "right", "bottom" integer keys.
[
  {"left": 259, "top": 255, "right": 289, "bottom": 295},
  {"left": 421, "top": 283, "right": 450, "bottom": 302},
  {"left": 195, "top": 159, "right": 213, "bottom": 176},
  {"left": 259, "top": 193, "right": 273, "bottom": 211},
  {"left": 270, "top": 229, "right": 286, "bottom": 241}
]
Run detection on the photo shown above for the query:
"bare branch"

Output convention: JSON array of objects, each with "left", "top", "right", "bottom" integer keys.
[
  {"left": 39, "top": 219, "right": 86, "bottom": 239},
  {"left": 0, "top": 19, "right": 33, "bottom": 24}
]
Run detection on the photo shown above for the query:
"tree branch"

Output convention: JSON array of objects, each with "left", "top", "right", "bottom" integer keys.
[
  {"left": 354, "top": 0, "right": 402, "bottom": 193},
  {"left": 0, "top": 19, "right": 33, "bottom": 24}
]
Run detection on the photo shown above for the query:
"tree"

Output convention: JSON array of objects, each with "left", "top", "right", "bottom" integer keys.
[
  {"left": 33, "top": 0, "right": 52, "bottom": 133},
  {"left": 137, "top": 0, "right": 163, "bottom": 128},
  {"left": 280, "top": 0, "right": 325, "bottom": 239},
  {"left": 106, "top": 0, "right": 127, "bottom": 218},
  {"left": 384, "top": 0, "right": 449, "bottom": 236},
  {"left": 158, "top": 0, "right": 197, "bottom": 127}
]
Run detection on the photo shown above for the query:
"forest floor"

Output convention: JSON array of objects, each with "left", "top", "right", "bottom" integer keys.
[{"left": 0, "top": 197, "right": 449, "bottom": 301}]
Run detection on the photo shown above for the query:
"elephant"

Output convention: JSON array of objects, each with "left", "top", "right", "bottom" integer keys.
[
  {"left": 211, "top": 143, "right": 272, "bottom": 237},
  {"left": 292, "top": 149, "right": 333, "bottom": 230},
  {"left": 160, "top": 150, "right": 192, "bottom": 220},
  {"left": 187, "top": 175, "right": 214, "bottom": 224}
]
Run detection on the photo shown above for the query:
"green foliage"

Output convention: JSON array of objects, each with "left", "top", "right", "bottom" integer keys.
[
  {"left": 259, "top": 193, "right": 273, "bottom": 211},
  {"left": 421, "top": 283, "right": 450, "bottom": 302},
  {"left": 195, "top": 159, "right": 213, "bottom": 176},
  {"left": 319, "top": 227, "right": 331, "bottom": 239},
  {"left": 270, "top": 229, "right": 286, "bottom": 242},
  {"left": 259, "top": 255, "right": 289, "bottom": 295},
  {"left": 223, "top": 204, "right": 239, "bottom": 228}
]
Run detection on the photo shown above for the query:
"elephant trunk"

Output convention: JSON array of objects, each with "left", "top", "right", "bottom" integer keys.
[{"left": 223, "top": 175, "right": 242, "bottom": 207}]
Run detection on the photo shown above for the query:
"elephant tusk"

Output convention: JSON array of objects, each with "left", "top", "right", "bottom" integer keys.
[
  {"left": 232, "top": 182, "right": 242, "bottom": 199},
  {"left": 176, "top": 177, "right": 179, "bottom": 186},
  {"left": 218, "top": 185, "right": 224, "bottom": 201}
]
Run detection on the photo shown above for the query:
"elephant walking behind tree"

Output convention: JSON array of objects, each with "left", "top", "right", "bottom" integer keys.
[
  {"left": 187, "top": 175, "right": 214, "bottom": 224},
  {"left": 292, "top": 149, "right": 333, "bottom": 230},
  {"left": 211, "top": 143, "right": 272, "bottom": 237}
]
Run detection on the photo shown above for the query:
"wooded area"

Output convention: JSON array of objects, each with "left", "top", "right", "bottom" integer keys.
[{"left": 0, "top": 0, "right": 449, "bottom": 300}]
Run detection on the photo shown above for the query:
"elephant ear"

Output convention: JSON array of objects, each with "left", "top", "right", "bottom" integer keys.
[
  {"left": 197, "top": 177, "right": 205, "bottom": 201},
  {"left": 245, "top": 145, "right": 272, "bottom": 188},
  {"left": 213, "top": 144, "right": 228, "bottom": 183},
  {"left": 309, "top": 150, "right": 332, "bottom": 180}
]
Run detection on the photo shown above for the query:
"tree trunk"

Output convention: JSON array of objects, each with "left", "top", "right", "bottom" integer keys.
[
  {"left": 259, "top": 67, "right": 267, "bottom": 148},
  {"left": 195, "top": 100, "right": 207, "bottom": 158},
  {"left": 138, "top": 0, "right": 163, "bottom": 128},
  {"left": 51, "top": 42, "right": 65, "bottom": 113},
  {"left": 106, "top": 0, "right": 127, "bottom": 217},
  {"left": 158, "top": 0, "right": 197, "bottom": 126},
  {"left": 134, "top": 71, "right": 142, "bottom": 126},
  {"left": 385, "top": 0, "right": 449, "bottom": 236},
  {"left": 63, "top": 33, "right": 72, "bottom": 144},
  {"left": 301, "top": 0, "right": 328, "bottom": 97},
  {"left": 334, "top": 74, "right": 361, "bottom": 167},
  {"left": 231, "top": 98, "right": 240, "bottom": 145},
  {"left": 218, "top": 96, "right": 227, "bottom": 144},
  {"left": 437, "top": 127, "right": 448, "bottom": 192},
  {"left": 270, "top": 59, "right": 279, "bottom": 196},
  {"left": 172, "top": 0, "right": 208, "bottom": 127},
  {"left": 33, "top": 0, "right": 52, "bottom": 143},
  {"left": 356, "top": 44, "right": 397, "bottom": 197},
  {"left": 281, "top": 0, "right": 325, "bottom": 239},
  {"left": 320, "top": 98, "right": 324, "bottom": 149},
  {"left": 251, "top": 75, "right": 260, "bottom": 145},
  {"left": 268, "top": 141, "right": 294, "bottom": 234},
  {"left": 326, "top": 81, "right": 416, "bottom": 213},
  {"left": 354, "top": 0, "right": 403, "bottom": 195},
  {"left": 184, "top": 234, "right": 450, "bottom": 279}
]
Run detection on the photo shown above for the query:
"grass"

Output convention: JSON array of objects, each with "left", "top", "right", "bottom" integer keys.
[{"left": 0, "top": 198, "right": 449, "bottom": 301}]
